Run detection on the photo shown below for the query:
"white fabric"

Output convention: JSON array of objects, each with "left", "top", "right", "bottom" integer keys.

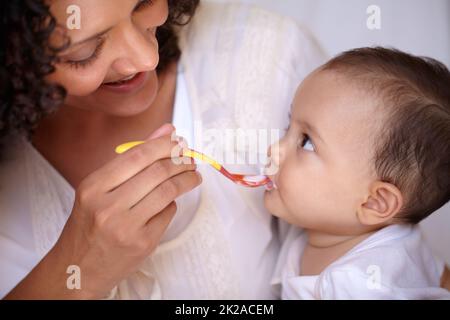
[
  {"left": 160, "top": 68, "right": 200, "bottom": 243},
  {"left": 272, "top": 225, "right": 450, "bottom": 300},
  {"left": 171, "top": 65, "right": 194, "bottom": 146},
  {"left": 0, "top": 2, "right": 326, "bottom": 299}
]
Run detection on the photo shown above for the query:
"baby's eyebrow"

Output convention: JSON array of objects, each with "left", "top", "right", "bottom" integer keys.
[
  {"left": 289, "top": 105, "right": 325, "bottom": 144},
  {"left": 298, "top": 119, "right": 325, "bottom": 145}
]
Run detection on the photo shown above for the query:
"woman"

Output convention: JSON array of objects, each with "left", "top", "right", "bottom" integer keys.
[{"left": 0, "top": 0, "right": 326, "bottom": 299}]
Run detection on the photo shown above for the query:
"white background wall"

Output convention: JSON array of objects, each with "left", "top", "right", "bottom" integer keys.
[
  {"left": 209, "top": 0, "right": 450, "bottom": 67},
  {"left": 208, "top": 0, "right": 450, "bottom": 264}
]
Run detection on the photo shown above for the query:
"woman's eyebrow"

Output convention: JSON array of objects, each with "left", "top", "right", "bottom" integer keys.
[
  {"left": 67, "top": 0, "right": 145, "bottom": 47},
  {"left": 69, "top": 26, "right": 113, "bottom": 47}
]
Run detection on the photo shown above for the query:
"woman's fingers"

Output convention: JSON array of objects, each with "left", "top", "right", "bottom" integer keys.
[
  {"left": 112, "top": 157, "right": 196, "bottom": 210},
  {"left": 131, "top": 170, "right": 202, "bottom": 226},
  {"left": 140, "top": 201, "right": 178, "bottom": 251},
  {"left": 148, "top": 123, "right": 175, "bottom": 140},
  {"left": 86, "top": 134, "right": 180, "bottom": 193}
]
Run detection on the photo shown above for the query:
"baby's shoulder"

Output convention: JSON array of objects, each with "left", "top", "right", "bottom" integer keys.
[{"left": 317, "top": 225, "right": 448, "bottom": 299}]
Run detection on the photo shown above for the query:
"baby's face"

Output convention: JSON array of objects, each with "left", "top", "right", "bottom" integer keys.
[{"left": 265, "top": 70, "right": 384, "bottom": 235}]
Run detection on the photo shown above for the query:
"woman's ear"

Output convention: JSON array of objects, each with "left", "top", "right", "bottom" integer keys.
[{"left": 357, "top": 181, "right": 403, "bottom": 226}]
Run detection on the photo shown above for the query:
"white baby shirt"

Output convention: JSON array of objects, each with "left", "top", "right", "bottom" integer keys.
[{"left": 272, "top": 224, "right": 450, "bottom": 299}]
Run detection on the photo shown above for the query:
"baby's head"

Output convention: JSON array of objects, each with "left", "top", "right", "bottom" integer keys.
[{"left": 265, "top": 47, "right": 450, "bottom": 236}]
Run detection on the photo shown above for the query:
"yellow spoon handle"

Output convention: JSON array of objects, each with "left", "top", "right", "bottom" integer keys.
[
  {"left": 182, "top": 149, "right": 222, "bottom": 171},
  {"left": 115, "top": 141, "right": 146, "bottom": 154},
  {"left": 115, "top": 141, "right": 223, "bottom": 171}
]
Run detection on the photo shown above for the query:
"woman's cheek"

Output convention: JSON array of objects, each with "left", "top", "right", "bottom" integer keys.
[
  {"left": 48, "top": 65, "right": 107, "bottom": 96},
  {"left": 153, "top": 0, "right": 169, "bottom": 26}
]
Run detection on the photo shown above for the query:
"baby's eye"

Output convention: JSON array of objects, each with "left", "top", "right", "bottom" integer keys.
[{"left": 298, "top": 134, "right": 315, "bottom": 152}]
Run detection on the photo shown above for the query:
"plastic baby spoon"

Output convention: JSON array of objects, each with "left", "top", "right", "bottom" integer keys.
[{"left": 115, "top": 141, "right": 272, "bottom": 188}]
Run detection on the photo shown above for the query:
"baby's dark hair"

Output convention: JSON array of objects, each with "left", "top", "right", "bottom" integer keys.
[{"left": 322, "top": 47, "right": 450, "bottom": 224}]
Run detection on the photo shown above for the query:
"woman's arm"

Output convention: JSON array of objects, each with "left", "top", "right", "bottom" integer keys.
[{"left": 4, "top": 244, "right": 98, "bottom": 299}]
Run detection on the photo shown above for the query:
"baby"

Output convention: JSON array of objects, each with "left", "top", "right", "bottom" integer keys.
[{"left": 265, "top": 47, "right": 450, "bottom": 299}]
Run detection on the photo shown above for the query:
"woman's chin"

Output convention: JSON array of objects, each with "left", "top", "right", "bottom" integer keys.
[
  {"left": 96, "top": 92, "right": 157, "bottom": 117},
  {"left": 90, "top": 71, "right": 159, "bottom": 117},
  {"left": 102, "top": 99, "right": 154, "bottom": 117}
]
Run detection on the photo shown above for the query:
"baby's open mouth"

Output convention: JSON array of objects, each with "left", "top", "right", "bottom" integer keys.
[{"left": 265, "top": 179, "right": 278, "bottom": 191}]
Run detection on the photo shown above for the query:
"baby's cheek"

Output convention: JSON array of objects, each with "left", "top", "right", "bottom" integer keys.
[
  {"left": 286, "top": 168, "right": 334, "bottom": 208},
  {"left": 278, "top": 166, "right": 313, "bottom": 210},
  {"left": 317, "top": 175, "right": 361, "bottom": 227},
  {"left": 280, "top": 162, "right": 319, "bottom": 197}
]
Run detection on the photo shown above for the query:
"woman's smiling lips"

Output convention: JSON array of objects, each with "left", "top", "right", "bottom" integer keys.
[{"left": 100, "top": 71, "right": 149, "bottom": 94}]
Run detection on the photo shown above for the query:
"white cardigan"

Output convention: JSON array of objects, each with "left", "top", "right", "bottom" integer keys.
[{"left": 0, "top": 2, "right": 326, "bottom": 299}]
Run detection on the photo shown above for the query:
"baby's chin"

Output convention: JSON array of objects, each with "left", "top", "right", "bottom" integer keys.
[
  {"left": 263, "top": 187, "right": 279, "bottom": 214},
  {"left": 264, "top": 191, "right": 313, "bottom": 228},
  {"left": 264, "top": 190, "right": 296, "bottom": 223}
]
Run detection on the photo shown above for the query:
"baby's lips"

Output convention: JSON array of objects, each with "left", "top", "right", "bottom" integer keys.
[
  {"left": 265, "top": 180, "right": 274, "bottom": 191},
  {"left": 264, "top": 177, "right": 278, "bottom": 191},
  {"left": 261, "top": 166, "right": 278, "bottom": 189}
]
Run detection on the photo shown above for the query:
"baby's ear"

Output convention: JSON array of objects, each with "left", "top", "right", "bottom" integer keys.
[{"left": 357, "top": 181, "right": 404, "bottom": 226}]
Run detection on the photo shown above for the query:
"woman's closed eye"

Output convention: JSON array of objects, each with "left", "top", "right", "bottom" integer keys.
[
  {"left": 298, "top": 134, "right": 315, "bottom": 152},
  {"left": 62, "top": 0, "right": 155, "bottom": 69},
  {"left": 135, "top": 0, "right": 154, "bottom": 11},
  {"left": 63, "top": 37, "right": 106, "bottom": 69}
]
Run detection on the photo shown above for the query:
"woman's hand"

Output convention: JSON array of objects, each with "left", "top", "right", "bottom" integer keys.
[{"left": 5, "top": 124, "right": 202, "bottom": 299}]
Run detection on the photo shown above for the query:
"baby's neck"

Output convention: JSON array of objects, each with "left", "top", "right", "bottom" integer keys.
[
  {"left": 307, "top": 230, "right": 375, "bottom": 248},
  {"left": 300, "top": 229, "right": 377, "bottom": 276}
]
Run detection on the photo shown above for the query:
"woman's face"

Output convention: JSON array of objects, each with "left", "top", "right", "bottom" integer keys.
[{"left": 47, "top": 0, "right": 169, "bottom": 116}]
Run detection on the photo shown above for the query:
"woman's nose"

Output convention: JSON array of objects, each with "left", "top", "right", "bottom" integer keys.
[{"left": 111, "top": 23, "right": 159, "bottom": 75}]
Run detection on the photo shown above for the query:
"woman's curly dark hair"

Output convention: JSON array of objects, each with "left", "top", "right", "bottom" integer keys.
[{"left": 0, "top": 0, "right": 199, "bottom": 156}]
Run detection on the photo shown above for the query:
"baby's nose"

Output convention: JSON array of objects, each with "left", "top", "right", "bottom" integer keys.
[
  {"left": 269, "top": 142, "right": 282, "bottom": 163},
  {"left": 265, "top": 143, "right": 281, "bottom": 176}
]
